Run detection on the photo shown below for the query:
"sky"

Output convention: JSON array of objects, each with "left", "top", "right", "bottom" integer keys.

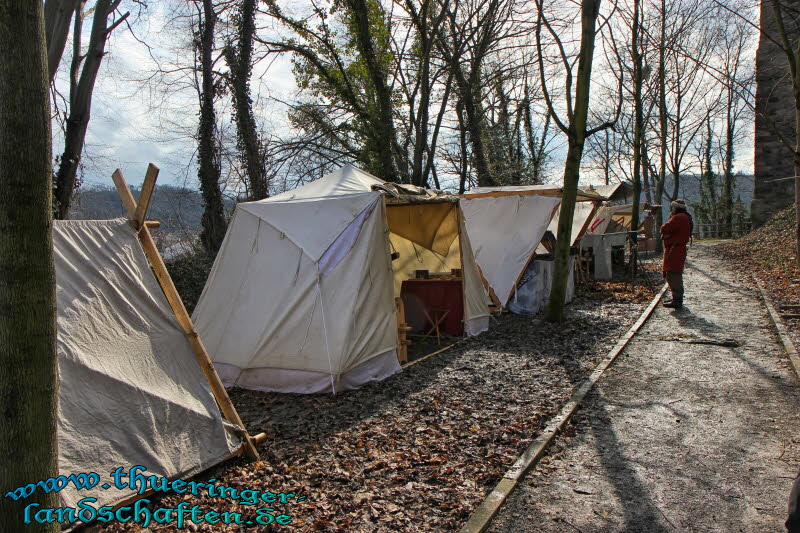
[{"left": 52, "top": 0, "right": 756, "bottom": 195}]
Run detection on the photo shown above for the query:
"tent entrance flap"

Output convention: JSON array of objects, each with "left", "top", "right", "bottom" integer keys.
[
  {"left": 386, "top": 203, "right": 463, "bottom": 298},
  {"left": 386, "top": 202, "right": 459, "bottom": 256}
]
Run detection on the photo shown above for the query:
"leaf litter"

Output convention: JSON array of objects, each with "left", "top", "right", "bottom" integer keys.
[{"left": 102, "top": 270, "right": 660, "bottom": 532}]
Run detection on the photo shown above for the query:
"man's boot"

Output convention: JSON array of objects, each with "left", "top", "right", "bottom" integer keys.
[{"left": 664, "top": 289, "right": 683, "bottom": 309}]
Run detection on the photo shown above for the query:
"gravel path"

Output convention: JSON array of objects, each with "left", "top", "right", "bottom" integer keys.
[{"left": 489, "top": 243, "right": 800, "bottom": 532}]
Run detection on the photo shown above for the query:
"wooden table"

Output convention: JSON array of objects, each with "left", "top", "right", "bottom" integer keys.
[{"left": 400, "top": 278, "right": 464, "bottom": 337}]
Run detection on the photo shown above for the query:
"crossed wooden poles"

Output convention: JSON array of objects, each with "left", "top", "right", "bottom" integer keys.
[{"left": 112, "top": 163, "right": 264, "bottom": 461}]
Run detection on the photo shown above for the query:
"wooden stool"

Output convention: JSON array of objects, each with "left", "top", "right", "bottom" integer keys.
[
  {"left": 576, "top": 253, "right": 591, "bottom": 282},
  {"left": 395, "top": 298, "right": 412, "bottom": 363},
  {"left": 422, "top": 308, "right": 450, "bottom": 345}
]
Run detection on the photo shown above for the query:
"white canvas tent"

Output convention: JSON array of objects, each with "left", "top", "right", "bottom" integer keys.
[
  {"left": 467, "top": 185, "right": 601, "bottom": 248},
  {"left": 458, "top": 194, "right": 562, "bottom": 307},
  {"left": 462, "top": 186, "right": 601, "bottom": 315},
  {"left": 584, "top": 203, "right": 643, "bottom": 236},
  {"left": 193, "top": 165, "right": 490, "bottom": 394},
  {"left": 547, "top": 201, "right": 598, "bottom": 247},
  {"left": 52, "top": 165, "right": 267, "bottom": 514},
  {"left": 48, "top": 165, "right": 262, "bottom": 513}
]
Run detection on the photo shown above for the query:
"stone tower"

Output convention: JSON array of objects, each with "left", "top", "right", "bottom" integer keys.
[{"left": 753, "top": 1, "right": 798, "bottom": 227}]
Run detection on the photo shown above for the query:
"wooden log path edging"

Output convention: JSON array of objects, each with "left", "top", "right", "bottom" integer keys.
[
  {"left": 459, "top": 282, "right": 669, "bottom": 533},
  {"left": 755, "top": 278, "right": 800, "bottom": 381}
]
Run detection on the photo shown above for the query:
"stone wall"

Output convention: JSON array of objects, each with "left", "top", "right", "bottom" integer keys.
[{"left": 753, "top": 1, "right": 798, "bottom": 227}]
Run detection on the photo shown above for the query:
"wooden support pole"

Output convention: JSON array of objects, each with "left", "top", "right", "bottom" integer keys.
[
  {"left": 134, "top": 163, "right": 159, "bottom": 229},
  {"left": 112, "top": 167, "right": 260, "bottom": 461}
]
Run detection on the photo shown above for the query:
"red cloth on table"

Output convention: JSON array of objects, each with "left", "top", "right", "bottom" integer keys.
[
  {"left": 660, "top": 212, "right": 691, "bottom": 274},
  {"left": 401, "top": 279, "right": 464, "bottom": 336}
]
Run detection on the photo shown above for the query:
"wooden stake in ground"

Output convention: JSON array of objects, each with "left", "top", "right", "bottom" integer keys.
[
  {"left": 0, "top": 0, "right": 60, "bottom": 530},
  {"left": 112, "top": 165, "right": 262, "bottom": 460}
]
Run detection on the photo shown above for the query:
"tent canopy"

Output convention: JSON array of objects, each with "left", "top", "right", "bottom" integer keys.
[
  {"left": 467, "top": 184, "right": 606, "bottom": 202},
  {"left": 585, "top": 203, "right": 646, "bottom": 235},
  {"left": 460, "top": 194, "right": 562, "bottom": 306},
  {"left": 547, "top": 201, "right": 598, "bottom": 247},
  {"left": 54, "top": 218, "right": 241, "bottom": 510}
]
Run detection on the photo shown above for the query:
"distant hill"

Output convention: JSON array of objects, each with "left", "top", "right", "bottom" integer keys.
[
  {"left": 658, "top": 173, "right": 753, "bottom": 221},
  {"left": 70, "top": 184, "right": 236, "bottom": 232},
  {"left": 69, "top": 184, "right": 236, "bottom": 258},
  {"left": 663, "top": 173, "right": 753, "bottom": 206}
]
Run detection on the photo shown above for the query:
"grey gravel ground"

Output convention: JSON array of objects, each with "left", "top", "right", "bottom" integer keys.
[{"left": 490, "top": 243, "right": 800, "bottom": 533}]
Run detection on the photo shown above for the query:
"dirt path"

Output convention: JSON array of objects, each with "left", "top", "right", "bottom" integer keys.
[{"left": 489, "top": 243, "right": 800, "bottom": 532}]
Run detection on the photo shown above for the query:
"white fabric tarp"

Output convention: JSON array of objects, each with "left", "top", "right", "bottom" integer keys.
[
  {"left": 585, "top": 203, "right": 642, "bottom": 236},
  {"left": 193, "top": 165, "right": 490, "bottom": 393},
  {"left": 53, "top": 219, "right": 240, "bottom": 510},
  {"left": 460, "top": 194, "right": 561, "bottom": 307},
  {"left": 507, "top": 257, "right": 576, "bottom": 316},
  {"left": 547, "top": 202, "right": 596, "bottom": 246}
]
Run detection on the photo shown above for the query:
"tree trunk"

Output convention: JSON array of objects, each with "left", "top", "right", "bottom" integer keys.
[
  {"left": 0, "top": 0, "right": 60, "bottom": 530},
  {"left": 197, "top": 0, "right": 227, "bottom": 255},
  {"left": 44, "top": 0, "right": 81, "bottom": 82},
  {"left": 456, "top": 98, "right": 469, "bottom": 193},
  {"left": 655, "top": 0, "right": 667, "bottom": 254},
  {"left": 52, "top": 0, "right": 115, "bottom": 219},
  {"left": 796, "top": 95, "right": 800, "bottom": 263},
  {"left": 224, "top": 0, "right": 267, "bottom": 200},
  {"left": 546, "top": 0, "right": 600, "bottom": 323},
  {"left": 347, "top": 0, "right": 400, "bottom": 182},
  {"left": 630, "top": 0, "right": 643, "bottom": 279},
  {"left": 723, "top": 90, "right": 735, "bottom": 237}
]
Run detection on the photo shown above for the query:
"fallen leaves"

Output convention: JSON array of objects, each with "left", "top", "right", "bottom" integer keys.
[{"left": 102, "top": 271, "right": 660, "bottom": 533}]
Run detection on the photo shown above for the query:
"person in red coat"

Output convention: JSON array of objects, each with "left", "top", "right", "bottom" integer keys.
[{"left": 660, "top": 199, "right": 692, "bottom": 308}]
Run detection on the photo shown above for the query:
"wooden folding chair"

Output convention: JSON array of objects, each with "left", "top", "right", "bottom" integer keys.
[{"left": 422, "top": 308, "right": 450, "bottom": 345}]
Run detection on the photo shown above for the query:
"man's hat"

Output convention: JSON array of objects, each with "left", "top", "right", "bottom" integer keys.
[{"left": 671, "top": 199, "right": 687, "bottom": 209}]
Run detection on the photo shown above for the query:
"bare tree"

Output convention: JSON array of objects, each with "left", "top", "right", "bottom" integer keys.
[
  {"left": 44, "top": 0, "right": 82, "bottom": 82},
  {"left": 195, "top": 0, "right": 227, "bottom": 254},
  {"left": 52, "top": 0, "right": 129, "bottom": 219},
  {"left": 223, "top": 0, "right": 269, "bottom": 200},
  {"left": 537, "top": 0, "right": 621, "bottom": 322}
]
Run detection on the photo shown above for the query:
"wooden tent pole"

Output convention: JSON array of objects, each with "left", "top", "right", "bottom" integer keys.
[{"left": 112, "top": 165, "right": 261, "bottom": 461}]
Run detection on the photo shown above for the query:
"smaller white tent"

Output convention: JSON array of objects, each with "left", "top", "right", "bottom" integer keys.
[
  {"left": 585, "top": 203, "right": 643, "bottom": 236},
  {"left": 53, "top": 218, "right": 243, "bottom": 510},
  {"left": 459, "top": 194, "right": 562, "bottom": 307},
  {"left": 193, "top": 165, "right": 490, "bottom": 394},
  {"left": 547, "top": 201, "right": 597, "bottom": 246}
]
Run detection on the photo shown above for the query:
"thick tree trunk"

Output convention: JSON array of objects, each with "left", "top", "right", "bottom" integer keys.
[
  {"left": 197, "top": 0, "right": 227, "bottom": 255},
  {"left": 723, "top": 103, "right": 735, "bottom": 237},
  {"left": 462, "top": 73, "right": 494, "bottom": 187},
  {"left": 409, "top": 3, "right": 431, "bottom": 187},
  {"left": 655, "top": 0, "right": 667, "bottom": 254},
  {"left": 546, "top": 0, "right": 600, "bottom": 323},
  {"left": 0, "top": 0, "right": 59, "bottom": 530},
  {"left": 224, "top": 0, "right": 267, "bottom": 200},
  {"left": 796, "top": 97, "right": 800, "bottom": 263},
  {"left": 456, "top": 98, "right": 469, "bottom": 193}
]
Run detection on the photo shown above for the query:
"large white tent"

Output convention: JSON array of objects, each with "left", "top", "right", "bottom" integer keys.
[
  {"left": 193, "top": 165, "right": 490, "bottom": 394},
  {"left": 53, "top": 218, "right": 244, "bottom": 510}
]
